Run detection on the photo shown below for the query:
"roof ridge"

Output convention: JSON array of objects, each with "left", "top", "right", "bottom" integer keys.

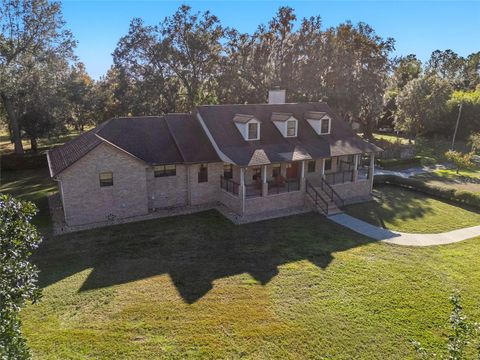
[{"left": 164, "top": 115, "right": 187, "bottom": 164}]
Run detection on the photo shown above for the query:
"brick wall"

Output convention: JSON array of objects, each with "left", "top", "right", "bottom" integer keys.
[
  {"left": 331, "top": 178, "right": 372, "bottom": 205},
  {"left": 188, "top": 162, "right": 223, "bottom": 205},
  {"left": 58, "top": 143, "right": 149, "bottom": 226},
  {"left": 146, "top": 165, "right": 188, "bottom": 209},
  {"left": 220, "top": 190, "right": 243, "bottom": 214},
  {"left": 244, "top": 190, "right": 305, "bottom": 215}
]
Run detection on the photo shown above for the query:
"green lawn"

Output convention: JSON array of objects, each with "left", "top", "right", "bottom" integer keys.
[
  {"left": 2, "top": 169, "right": 480, "bottom": 358},
  {"left": 0, "top": 168, "right": 56, "bottom": 231},
  {"left": 345, "top": 185, "right": 480, "bottom": 233}
]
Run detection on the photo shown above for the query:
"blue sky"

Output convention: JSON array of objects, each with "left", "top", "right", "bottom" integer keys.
[{"left": 61, "top": 1, "right": 480, "bottom": 79}]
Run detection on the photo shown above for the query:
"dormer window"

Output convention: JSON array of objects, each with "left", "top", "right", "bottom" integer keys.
[
  {"left": 271, "top": 112, "right": 298, "bottom": 138},
  {"left": 320, "top": 118, "right": 330, "bottom": 134},
  {"left": 305, "top": 111, "right": 331, "bottom": 135},
  {"left": 286, "top": 120, "right": 297, "bottom": 137},
  {"left": 248, "top": 122, "right": 259, "bottom": 140},
  {"left": 233, "top": 113, "right": 260, "bottom": 141}
]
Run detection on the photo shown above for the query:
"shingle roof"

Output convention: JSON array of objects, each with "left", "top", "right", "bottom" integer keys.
[
  {"left": 305, "top": 111, "right": 328, "bottom": 120},
  {"left": 165, "top": 113, "right": 219, "bottom": 164},
  {"left": 232, "top": 114, "right": 257, "bottom": 123},
  {"left": 48, "top": 115, "right": 220, "bottom": 177},
  {"left": 47, "top": 122, "right": 106, "bottom": 177},
  {"left": 197, "top": 103, "right": 382, "bottom": 166},
  {"left": 271, "top": 112, "right": 294, "bottom": 122},
  {"left": 48, "top": 102, "right": 382, "bottom": 176}
]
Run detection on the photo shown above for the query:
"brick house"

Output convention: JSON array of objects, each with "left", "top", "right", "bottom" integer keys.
[{"left": 47, "top": 90, "right": 382, "bottom": 227}]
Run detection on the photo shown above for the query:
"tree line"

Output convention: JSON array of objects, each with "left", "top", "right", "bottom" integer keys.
[{"left": 1, "top": 1, "right": 479, "bottom": 155}]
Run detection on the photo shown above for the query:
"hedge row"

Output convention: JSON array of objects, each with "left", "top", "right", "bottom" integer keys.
[
  {"left": 374, "top": 175, "right": 480, "bottom": 210},
  {"left": 0, "top": 153, "right": 48, "bottom": 170},
  {"left": 376, "top": 156, "right": 422, "bottom": 169}
]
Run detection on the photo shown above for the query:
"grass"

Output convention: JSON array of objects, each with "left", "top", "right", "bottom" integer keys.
[
  {"left": 345, "top": 185, "right": 480, "bottom": 233},
  {"left": 371, "top": 132, "right": 410, "bottom": 145},
  {"left": 0, "top": 168, "right": 56, "bottom": 231},
  {"left": 2, "top": 169, "right": 480, "bottom": 358}
]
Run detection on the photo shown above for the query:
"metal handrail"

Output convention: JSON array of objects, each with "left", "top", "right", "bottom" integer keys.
[
  {"left": 325, "top": 170, "right": 354, "bottom": 185},
  {"left": 320, "top": 177, "right": 345, "bottom": 208},
  {"left": 305, "top": 179, "right": 329, "bottom": 215},
  {"left": 220, "top": 176, "right": 240, "bottom": 195}
]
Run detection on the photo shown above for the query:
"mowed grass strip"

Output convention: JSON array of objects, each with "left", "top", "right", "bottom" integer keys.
[{"left": 345, "top": 185, "right": 480, "bottom": 234}]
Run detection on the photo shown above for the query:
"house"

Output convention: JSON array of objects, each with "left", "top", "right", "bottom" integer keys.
[{"left": 47, "top": 89, "right": 382, "bottom": 228}]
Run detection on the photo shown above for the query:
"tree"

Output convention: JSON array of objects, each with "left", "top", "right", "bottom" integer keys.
[
  {"left": 18, "top": 110, "right": 55, "bottom": 152},
  {"left": 468, "top": 132, "right": 480, "bottom": 153},
  {"left": 395, "top": 75, "right": 452, "bottom": 141},
  {"left": 61, "top": 63, "right": 95, "bottom": 131},
  {"left": 0, "top": 194, "right": 42, "bottom": 359},
  {"left": 426, "top": 50, "right": 465, "bottom": 89},
  {"left": 445, "top": 150, "right": 474, "bottom": 174},
  {"left": 392, "top": 54, "right": 422, "bottom": 90},
  {"left": 113, "top": 5, "right": 224, "bottom": 114},
  {"left": 0, "top": 0, "right": 76, "bottom": 154},
  {"left": 446, "top": 88, "right": 480, "bottom": 139},
  {"left": 412, "top": 293, "right": 480, "bottom": 360}
]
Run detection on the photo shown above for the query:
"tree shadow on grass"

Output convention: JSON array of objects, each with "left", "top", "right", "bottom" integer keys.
[
  {"left": 345, "top": 185, "right": 437, "bottom": 229},
  {"left": 34, "top": 210, "right": 376, "bottom": 304}
]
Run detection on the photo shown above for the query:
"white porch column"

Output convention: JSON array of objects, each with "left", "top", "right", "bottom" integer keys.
[
  {"left": 352, "top": 154, "right": 359, "bottom": 183},
  {"left": 320, "top": 159, "right": 325, "bottom": 178},
  {"left": 240, "top": 167, "right": 246, "bottom": 214},
  {"left": 368, "top": 153, "right": 375, "bottom": 191},
  {"left": 300, "top": 160, "right": 306, "bottom": 191},
  {"left": 261, "top": 165, "right": 268, "bottom": 196}
]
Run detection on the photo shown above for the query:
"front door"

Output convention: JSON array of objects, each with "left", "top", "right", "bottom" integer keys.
[{"left": 286, "top": 162, "right": 299, "bottom": 179}]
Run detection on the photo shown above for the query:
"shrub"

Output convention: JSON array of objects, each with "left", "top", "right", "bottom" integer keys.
[
  {"left": 374, "top": 175, "right": 480, "bottom": 210},
  {"left": 445, "top": 150, "right": 475, "bottom": 174},
  {"left": 376, "top": 156, "right": 422, "bottom": 169}
]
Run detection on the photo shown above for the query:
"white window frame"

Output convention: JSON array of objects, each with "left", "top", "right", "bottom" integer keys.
[
  {"left": 286, "top": 119, "right": 297, "bottom": 137},
  {"left": 320, "top": 118, "right": 331, "bottom": 135},
  {"left": 247, "top": 121, "right": 260, "bottom": 141}
]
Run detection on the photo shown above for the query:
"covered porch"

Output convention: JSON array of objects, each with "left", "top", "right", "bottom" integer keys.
[{"left": 219, "top": 152, "right": 376, "bottom": 216}]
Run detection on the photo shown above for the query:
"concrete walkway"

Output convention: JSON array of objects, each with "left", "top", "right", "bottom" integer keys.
[{"left": 329, "top": 213, "right": 480, "bottom": 247}]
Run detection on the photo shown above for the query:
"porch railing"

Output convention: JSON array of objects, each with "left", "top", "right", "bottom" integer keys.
[
  {"left": 220, "top": 176, "right": 239, "bottom": 196},
  {"left": 268, "top": 179, "right": 300, "bottom": 195},
  {"left": 306, "top": 179, "right": 329, "bottom": 214},
  {"left": 319, "top": 177, "right": 345, "bottom": 208},
  {"left": 325, "top": 170, "right": 354, "bottom": 185}
]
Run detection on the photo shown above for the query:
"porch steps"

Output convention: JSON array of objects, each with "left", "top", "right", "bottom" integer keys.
[{"left": 305, "top": 180, "right": 344, "bottom": 217}]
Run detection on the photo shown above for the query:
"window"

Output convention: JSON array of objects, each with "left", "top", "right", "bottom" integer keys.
[
  {"left": 198, "top": 163, "right": 208, "bottom": 183},
  {"left": 154, "top": 164, "right": 176, "bottom": 177},
  {"left": 272, "top": 164, "right": 281, "bottom": 178},
  {"left": 223, "top": 163, "right": 233, "bottom": 179},
  {"left": 320, "top": 118, "right": 330, "bottom": 134},
  {"left": 99, "top": 172, "right": 113, "bottom": 187},
  {"left": 247, "top": 122, "right": 259, "bottom": 140},
  {"left": 307, "top": 160, "right": 316, "bottom": 173},
  {"left": 324, "top": 158, "right": 332, "bottom": 171},
  {"left": 286, "top": 120, "right": 297, "bottom": 137}
]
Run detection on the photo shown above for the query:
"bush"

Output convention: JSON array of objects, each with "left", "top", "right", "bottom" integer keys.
[
  {"left": 376, "top": 156, "right": 422, "bottom": 169},
  {"left": 374, "top": 175, "right": 480, "bottom": 209}
]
